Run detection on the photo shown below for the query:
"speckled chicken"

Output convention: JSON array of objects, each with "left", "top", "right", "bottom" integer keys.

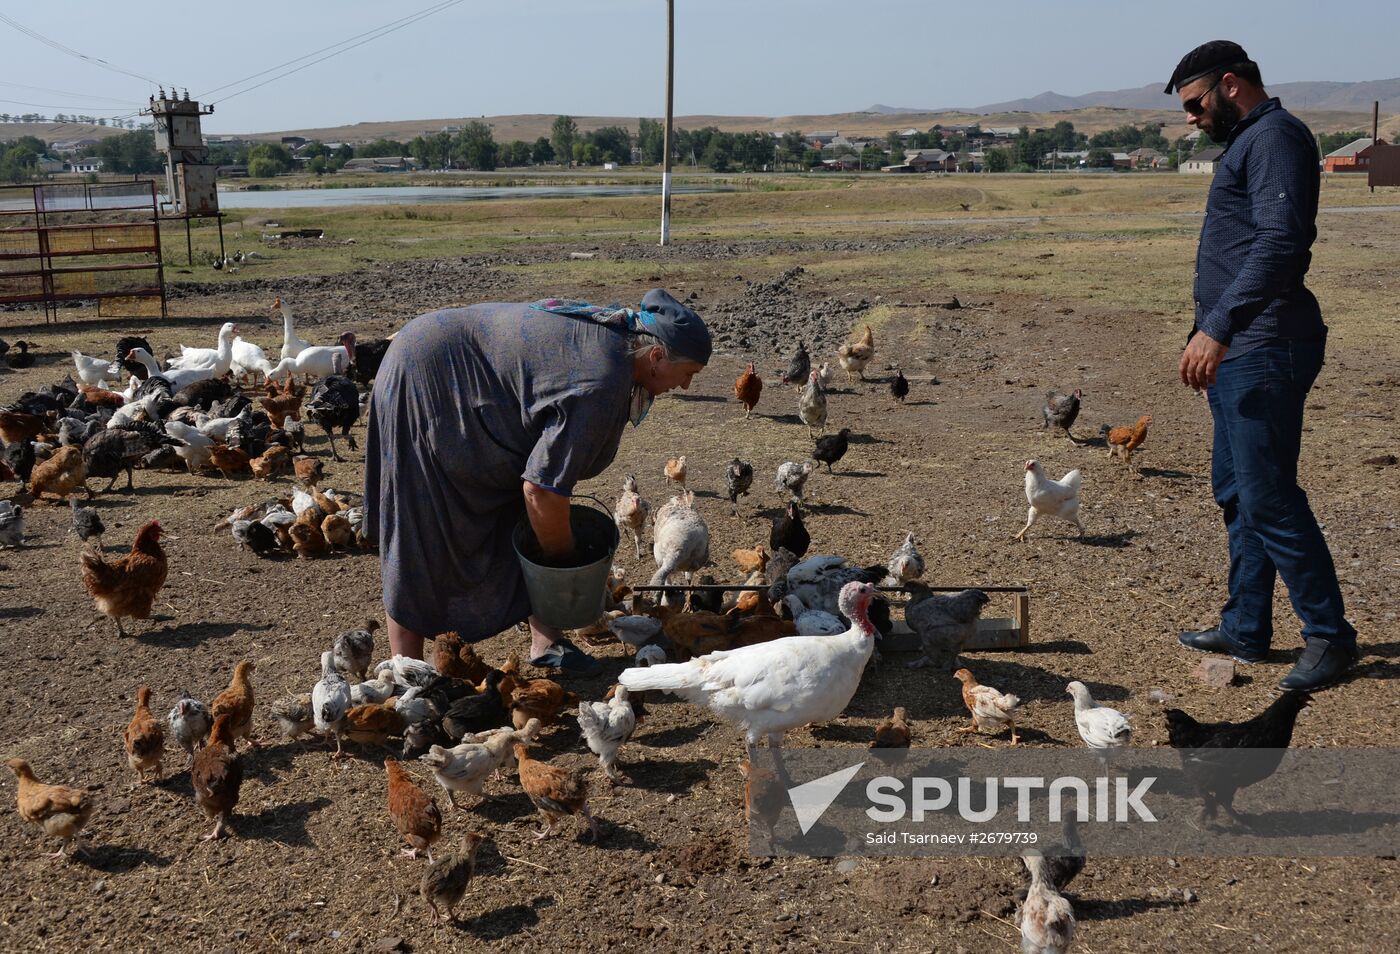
[
  {"left": 886, "top": 531, "right": 925, "bottom": 584},
  {"left": 421, "top": 831, "right": 484, "bottom": 923},
  {"left": 797, "top": 370, "right": 827, "bottom": 437},
  {"left": 305, "top": 374, "right": 360, "bottom": 461},
  {"left": 192, "top": 714, "right": 244, "bottom": 840},
  {"left": 1041, "top": 388, "right": 1083, "bottom": 443},
  {"left": 1019, "top": 850, "right": 1076, "bottom": 954},
  {"left": 614, "top": 474, "right": 651, "bottom": 559},
  {"left": 774, "top": 460, "right": 814, "bottom": 505},
  {"left": 905, "top": 586, "right": 989, "bottom": 671},
  {"left": 953, "top": 668, "right": 1020, "bottom": 744},
  {"left": 723, "top": 458, "right": 754, "bottom": 516},
  {"left": 779, "top": 342, "right": 809, "bottom": 388},
  {"left": 577, "top": 686, "right": 637, "bottom": 781},
  {"left": 167, "top": 691, "right": 212, "bottom": 769},
  {"left": 331, "top": 619, "right": 378, "bottom": 681}
]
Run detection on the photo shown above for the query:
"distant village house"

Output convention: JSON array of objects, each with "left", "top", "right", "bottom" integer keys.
[{"left": 1324, "top": 137, "right": 1385, "bottom": 173}]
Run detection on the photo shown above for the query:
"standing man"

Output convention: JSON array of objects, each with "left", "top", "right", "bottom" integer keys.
[{"left": 1168, "top": 40, "right": 1358, "bottom": 691}]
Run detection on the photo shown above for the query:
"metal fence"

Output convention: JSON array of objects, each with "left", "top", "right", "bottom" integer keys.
[{"left": 0, "top": 180, "right": 166, "bottom": 323}]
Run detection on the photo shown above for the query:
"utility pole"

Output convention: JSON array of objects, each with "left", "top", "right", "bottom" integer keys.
[{"left": 660, "top": 0, "right": 674, "bottom": 246}]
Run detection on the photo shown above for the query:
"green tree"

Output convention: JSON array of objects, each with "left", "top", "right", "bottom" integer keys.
[
  {"left": 637, "top": 117, "right": 665, "bottom": 164},
  {"left": 0, "top": 143, "right": 41, "bottom": 182},
  {"left": 986, "top": 148, "right": 1013, "bottom": 173},
  {"left": 778, "top": 131, "right": 806, "bottom": 169},
  {"left": 454, "top": 121, "right": 497, "bottom": 171},
  {"left": 861, "top": 142, "right": 888, "bottom": 169},
  {"left": 247, "top": 142, "right": 294, "bottom": 174},
  {"left": 1086, "top": 148, "right": 1115, "bottom": 168},
  {"left": 702, "top": 135, "right": 731, "bottom": 172},
  {"left": 531, "top": 136, "right": 555, "bottom": 164},
  {"left": 500, "top": 140, "right": 532, "bottom": 167},
  {"left": 551, "top": 115, "right": 578, "bottom": 168},
  {"left": 91, "top": 129, "right": 162, "bottom": 174},
  {"left": 586, "top": 125, "right": 632, "bottom": 164},
  {"left": 885, "top": 130, "right": 904, "bottom": 156},
  {"left": 355, "top": 138, "right": 406, "bottom": 158},
  {"left": 247, "top": 156, "right": 279, "bottom": 178}
]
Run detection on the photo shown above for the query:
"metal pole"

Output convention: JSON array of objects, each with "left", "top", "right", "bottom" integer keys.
[{"left": 659, "top": 0, "right": 674, "bottom": 246}]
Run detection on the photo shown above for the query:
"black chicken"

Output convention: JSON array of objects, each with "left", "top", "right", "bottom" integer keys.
[
  {"left": 441, "top": 670, "right": 513, "bottom": 738},
  {"left": 1165, "top": 691, "right": 1311, "bottom": 829},
  {"left": 780, "top": 342, "right": 810, "bottom": 387},
  {"left": 724, "top": 458, "right": 754, "bottom": 516},
  {"left": 82, "top": 422, "right": 173, "bottom": 492},
  {"left": 305, "top": 374, "right": 360, "bottom": 461},
  {"left": 226, "top": 406, "right": 272, "bottom": 456},
  {"left": 812, "top": 428, "right": 851, "bottom": 474},
  {"left": 3, "top": 438, "right": 36, "bottom": 489},
  {"left": 770, "top": 502, "right": 810, "bottom": 558},
  {"left": 401, "top": 719, "right": 452, "bottom": 760},
  {"left": 352, "top": 336, "right": 394, "bottom": 388},
  {"left": 1042, "top": 388, "right": 1083, "bottom": 443},
  {"left": 208, "top": 395, "right": 252, "bottom": 419},
  {"left": 116, "top": 335, "right": 154, "bottom": 379},
  {"left": 171, "top": 377, "right": 232, "bottom": 411},
  {"left": 890, "top": 369, "right": 909, "bottom": 403},
  {"left": 69, "top": 496, "right": 105, "bottom": 546}
]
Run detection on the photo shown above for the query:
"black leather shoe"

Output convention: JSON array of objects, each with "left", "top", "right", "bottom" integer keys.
[
  {"left": 1279, "top": 638, "right": 1358, "bottom": 691},
  {"left": 1178, "top": 628, "right": 1267, "bottom": 664}
]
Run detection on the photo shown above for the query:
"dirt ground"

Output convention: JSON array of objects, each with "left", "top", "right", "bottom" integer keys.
[{"left": 2, "top": 209, "right": 1399, "bottom": 953}]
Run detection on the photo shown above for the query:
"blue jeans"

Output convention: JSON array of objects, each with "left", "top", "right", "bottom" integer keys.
[{"left": 1207, "top": 338, "right": 1355, "bottom": 656}]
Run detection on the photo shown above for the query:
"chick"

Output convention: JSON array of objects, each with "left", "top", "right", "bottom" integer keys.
[
  {"left": 343, "top": 699, "right": 403, "bottom": 747},
  {"left": 954, "top": 668, "right": 1021, "bottom": 745},
  {"left": 1020, "top": 850, "right": 1076, "bottom": 954},
  {"left": 872, "top": 706, "right": 912, "bottom": 749},
  {"left": 421, "top": 831, "right": 485, "bottom": 924},
  {"left": 270, "top": 693, "right": 316, "bottom": 742},
  {"left": 386, "top": 758, "right": 443, "bottom": 860},
  {"left": 313, "top": 650, "right": 352, "bottom": 757},
  {"left": 0, "top": 501, "right": 24, "bottom": 548},
  {"left": 289, "top": 520, "right": 327, "bottom": 558},
  {"left": 122, "top": 686, "right": 165, "bottom": 784},
  {"left": 210, "top": 660, "right": 258, "bottom": 750},
  {"left": 420, "top": 722, "right": 538, "bottom": 809},
  {"left": 577, "top": 686, "right": 637, "bottom": 782},
  {"left": 167, "top": 691, "right": 212, "bottom": 769},
  {"left": 663, "top": 455, "right": 687, "bottom": 489},
  {"left": 192, "top": 714, "right": 243, "bottom": 840},
  {"left": 332, "top": 619, "right": 379, "bottom": 681},
  {"left": 515, "top": 743, "right": 598, "bottom": 841},
  {"left": 321, "top": 513, "right": 354, "bottom": 549},
  {"left": 6, "top": 758, "right": 96, "bottom": 858}
]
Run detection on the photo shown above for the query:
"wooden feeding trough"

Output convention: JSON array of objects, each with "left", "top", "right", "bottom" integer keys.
[{"left": 627, "top": 583, "right": 1031, "bottom": 653}]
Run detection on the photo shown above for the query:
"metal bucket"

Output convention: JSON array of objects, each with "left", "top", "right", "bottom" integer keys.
[{"left": 512, "top": 497, "right": 619, "bottom": 630}]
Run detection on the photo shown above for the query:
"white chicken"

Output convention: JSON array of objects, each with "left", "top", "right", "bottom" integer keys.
[
  {"left": 1066, "top": 681, "right": 1131, "bottom": 760},
  {"left": 420, "top": 721, "right": 539, "bottom": 809},
  {"left": 273, "top": 296, "right": 315, "bottom": 360},
  {"left": 577, "top": 686, "right": 637, "bottom": 781},
  {"left": 167, "top": 322, "right": 236, "bottom": 374},
  {"left": 619, "top": 581, "right": 879, "bottom": 757},
  {"left": 312, "top": 650, "right": 352, "bottom": 757},
  {"left": 774, "top": 460, "right": 814, "bottom": 504},
  {"left": 350, "top": 671, "right": 400, "bottom": 706},
  {"left": 886, "top": 531, "right": 925, "bottom": 584},
  {"left": 162, "top": 420, "right": 215, "bottom": 474},
  {"left": 614, "top": 474, "right": 651, "bottom": 560},
  {"left": 105, "top": 393, "right": 161, "bottom": 430},
  {"left": 649, "top": 491, "right": 710, "bottom": 587},
  {"left": 606, "top": 615, "right": 664, "bottom": 647},
  {"left": 1020, "top": 850, "right": 1077, "bottom": 954},
  {"left": 375, "top": 653, "right": 439, "bottom": 689},
  {"left": 71, "top": 350, "right": 116, "bottom": 386},
  {"left": 797, "top": 370, "right": 827, "bottom": 437},
  {"left": 816, "top": 361, "right": 836, "bottom": 388},
  {"left": 1017, "top": 460, "right": 1083, "bottom": 542}
]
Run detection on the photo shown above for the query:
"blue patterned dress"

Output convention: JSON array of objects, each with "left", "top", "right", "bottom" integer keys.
[{"left": 364, "top": 302, "right": 632, "bottom": 639}]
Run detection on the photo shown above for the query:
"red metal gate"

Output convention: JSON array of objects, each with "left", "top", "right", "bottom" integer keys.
[{"left": 0, "top": 180, "right": 166, "bottom": 324}]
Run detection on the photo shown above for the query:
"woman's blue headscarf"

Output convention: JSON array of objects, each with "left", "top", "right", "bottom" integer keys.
[{"left": 531, "top": 288, "right": 712, "bottom": 365}]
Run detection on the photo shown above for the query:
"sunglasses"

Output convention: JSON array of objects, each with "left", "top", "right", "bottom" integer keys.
[{"left": 1182, "top": 77, "right": 1223, "bottom": 116}]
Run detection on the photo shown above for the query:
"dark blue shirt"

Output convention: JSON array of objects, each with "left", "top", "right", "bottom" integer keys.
[{"left": 1193, "top": 97, "right": 1325, "bottom": 359}]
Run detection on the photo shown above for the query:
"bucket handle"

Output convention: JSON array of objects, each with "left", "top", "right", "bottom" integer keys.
[{"left": 569, "top": 493, "right": 614, "bottom": 517}]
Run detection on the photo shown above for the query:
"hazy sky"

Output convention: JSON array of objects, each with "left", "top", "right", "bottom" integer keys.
[{"left": 4, "top": 2, "right": 1397, "bottom": 133}]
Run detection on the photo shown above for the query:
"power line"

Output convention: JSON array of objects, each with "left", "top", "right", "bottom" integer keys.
[
  {"left": 0, "top": 12, "right": 160, "bottom": 85},
  {"left": 0, "top": 79, "right": 136, "bottom": 105},
  {"left": 200, "top": 0, "right": 470, "bottom": 106},
  {"left": 0, "top": 97, "right": 131, "bottom": 112}
]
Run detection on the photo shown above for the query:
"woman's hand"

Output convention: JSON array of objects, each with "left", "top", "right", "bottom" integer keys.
[{"left": 523, "top": 480, "right": 575, "bottom": 563}]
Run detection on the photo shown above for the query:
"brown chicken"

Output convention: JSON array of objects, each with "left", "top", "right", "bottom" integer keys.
[
  {"left": 249, "top": 445, "right": 292, "bottom": 480},
  {"left": 740, "top": 758, "right": 784, "bottom": 844},
  {"left": 731, "top": 544, "right": 769, "bottom": 576},
  {"left": 31, "top": 445, "right": 89, "bottom": 502},
  {"left": 259, "top": 382, "right": 304, "bottom": 429},
  {"left": 210, "top": 660, "right": 258, "bottom": 750},
  {"left": 78, "top": 384, "right": 126, "bottom": 408},
  {"left": 734, "top": 362, "right": 762, "bottom": 419},
  {"left": 191, "top": 713, "right": 243, "bottom": 840},
  {"left": 311, "top": 488, "right": 342, "bottom": 515},
  {"left": 730, "top": 613, "right": 798, "bottom": 648},
  {"left": 0, "top": 408, "right": 52, "bottom": 446},
  {"left": 663, "top": 455, "right": 687, "bottom": 489},
  {"left": 321, "top": 513, "right": 354, "bottom": 549},
  {"left": 122, "top": 686, "right": 166, "bottom": 784},
  {"left": 292, "top": 455, "right": 323, "bottom": 488},
  {"left": 421, "top": 830, "right": 484, "bottom": 923},
  {"left": 515, "top": 743, "right": 598, "bottom": 841},
  {"left": 433, "top": 632, "right": 489, "bottom": 683},
  {"left": 663, "top": 610, "right": 733, "bottom": 659},
  {"left": 80, "top": 519, "right": 167, "bottom": 637},
  {"left": 1103, "top": 414, "right": 1152, "bottom": 474},
  {"left": 289, "top": 521, "right": 328, "bottom": 558},
  {"left": 343, "top": 700, "right": 404, "bottom": 747},
  {"left": 209, "top": 443, "right": 250, "bottom": 480},
  {"left": 838, "top": 324, "right": 875, "bottom": 382},
  {"left": 6, "top": 758, "right": 95, "bottom": 858},
  {"left": 510, "top": 678, "right": 578, "bottom": 730},
  {"left": 386, "top": 758, "right": 443, "bottom": 860},
  {"left": 872, "top": 706, "right": 913, "bottom": 749}
]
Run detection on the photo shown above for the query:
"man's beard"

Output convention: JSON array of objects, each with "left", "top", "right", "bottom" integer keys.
[{"left": 1203, "top": 96, "right": 1244, "bottom": 143}]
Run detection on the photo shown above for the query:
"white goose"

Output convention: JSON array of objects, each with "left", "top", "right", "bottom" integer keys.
[
  {"left": 167, "top": 322, "right": 236, "bottom": 374},
  {"left": 273, "top": 297, "right": 315, "bottom": 361},
  {"left": 124, "top": 347, "right": 218, "bottom": 392}
]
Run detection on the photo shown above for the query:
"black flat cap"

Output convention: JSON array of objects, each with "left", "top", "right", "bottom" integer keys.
[{"left": 1165, "top": 40, "right": 1251, "bottom": 94}]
